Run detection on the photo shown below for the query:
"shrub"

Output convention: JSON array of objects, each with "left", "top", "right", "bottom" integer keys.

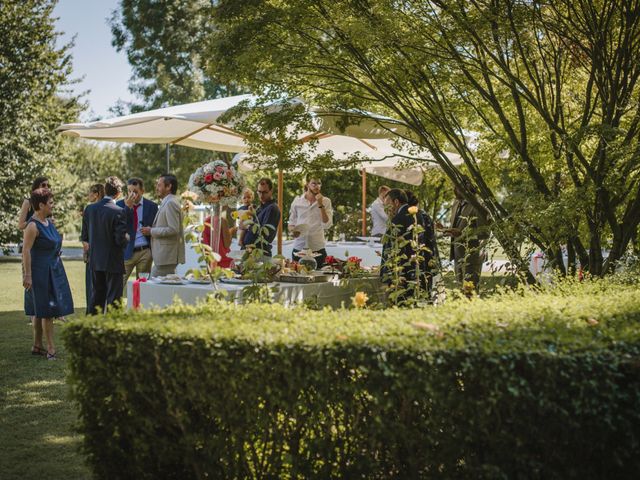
[{"left": 64, "top": 281, "right": 640, "bottom": 479}]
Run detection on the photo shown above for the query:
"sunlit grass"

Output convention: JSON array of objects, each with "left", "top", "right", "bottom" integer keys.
[{"left": 0, "top": 258, "right": 89, "bottom": 479}]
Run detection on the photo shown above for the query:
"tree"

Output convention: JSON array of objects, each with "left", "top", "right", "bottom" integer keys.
[
  {"left": 50, "top": 140, "right": 127, "bottom": 234},
  {"left": 0, "top": 0, "right": 80, "bottom": 247},
  {"left": 109, "top": 0, "right": 247, "bottom": 193},
  {"left": 208, "top": 0, "right": 640, "bottom": 278}
]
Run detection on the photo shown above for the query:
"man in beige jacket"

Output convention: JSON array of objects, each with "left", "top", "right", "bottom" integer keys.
[{"left": 140, "top": 174, "right": 185, "bottom": 277}]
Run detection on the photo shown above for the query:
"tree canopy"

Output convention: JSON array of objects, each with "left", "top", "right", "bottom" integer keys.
[
  {"left": 208, "top": 0, "right": 640, "bottom": 277},
  {"left": 0, "top": 0, "right": 80, "bottom": 246}
]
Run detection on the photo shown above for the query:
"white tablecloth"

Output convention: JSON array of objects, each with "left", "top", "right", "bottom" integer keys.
[{"left": 127, "top": 276, "right": 382, "bottom": 310}]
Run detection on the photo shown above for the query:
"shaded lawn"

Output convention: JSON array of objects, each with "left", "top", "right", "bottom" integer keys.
[{"left": 0, "top": 258, "right": 90, "bottom": 479}]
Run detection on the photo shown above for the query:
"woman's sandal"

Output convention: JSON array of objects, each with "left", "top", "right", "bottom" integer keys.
[
  {"left": 46, "top": 352, "right": 57, "bottom": 361},
  {"left": 31, "top": 345, "right": 46, "bottom": 356}
]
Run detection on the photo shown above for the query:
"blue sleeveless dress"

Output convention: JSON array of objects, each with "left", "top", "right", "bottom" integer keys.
[{"left": 24, "top": 218, "right": 74, "bottom": 318}]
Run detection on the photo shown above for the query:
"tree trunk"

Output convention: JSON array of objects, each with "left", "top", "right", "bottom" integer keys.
[
  {"left": 567, "top": 239, "right": 576, "bottom": 276},
  {"left": 588, "top": 224, "right": 604, "bottom": 276}
]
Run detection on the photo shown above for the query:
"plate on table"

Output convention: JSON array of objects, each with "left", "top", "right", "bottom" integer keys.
[
  {"left": 219, "top": 277, "right": 252, "bottom": 285},
  {"left": 185, "top": 273, "right": 211, "bottom": 284},
  {"left": 154, "top": 275, "right": 185, "bottom": 285}
]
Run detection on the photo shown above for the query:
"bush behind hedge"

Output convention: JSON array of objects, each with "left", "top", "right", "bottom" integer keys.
[{"left": 65, "top": 281, "right": 640, "bottom": 479}]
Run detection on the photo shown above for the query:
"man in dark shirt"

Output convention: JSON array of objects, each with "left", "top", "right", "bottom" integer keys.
[
  {"left": 242, "top": 178, "right": 281, "bottom": 257},
  {"left": 381, "top": 188, "right": 415, "bottom": 283}
]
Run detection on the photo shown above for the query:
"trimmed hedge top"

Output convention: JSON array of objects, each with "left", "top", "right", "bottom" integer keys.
[{"left": 68, "top": 280, "right": 640, "bottom": 355}]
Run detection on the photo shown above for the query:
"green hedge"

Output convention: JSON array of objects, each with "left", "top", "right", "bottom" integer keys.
[{"left": 64, "top": 281, "right": 640, "bottom": 479}]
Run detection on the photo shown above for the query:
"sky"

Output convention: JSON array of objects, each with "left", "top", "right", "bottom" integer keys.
[{"left": 53, "top": 0, "right": 134, "bottom": 120}]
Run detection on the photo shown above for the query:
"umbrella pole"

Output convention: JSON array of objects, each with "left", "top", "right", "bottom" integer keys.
[
  {"left": 277, "top": 169, "right": 283, "bottom": 255},
  {"left": 361, "top": 168, "right": 367, "bottom": 236},
  {"left": 165, "top": 144, "right": 170, "bottom": 172}
]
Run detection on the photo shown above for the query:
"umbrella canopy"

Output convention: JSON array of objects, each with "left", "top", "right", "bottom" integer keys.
[
  {"left": 234, "top": 144, "right": 463, "bottom": 185},
  {"left": 57, "top": 94, "right": 410, "bottom": 154}
]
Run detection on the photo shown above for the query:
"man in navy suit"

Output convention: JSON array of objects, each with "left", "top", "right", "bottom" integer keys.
[
  {"left": 380, "top": 188, "right": 416, "bottom": 303},
  {"left": 116, "top": 178, "right": 158, "bottom": 289},
  {"left": 84, "top": 176, "right": 128, "bottom": 314}
]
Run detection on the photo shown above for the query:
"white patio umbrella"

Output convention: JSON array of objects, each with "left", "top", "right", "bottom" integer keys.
[
  {"left": 58, "top": 95, "right": 455, "bottom": 250},
  {"left": 58, "top": 95, "right": 409, "bottom": 161}
]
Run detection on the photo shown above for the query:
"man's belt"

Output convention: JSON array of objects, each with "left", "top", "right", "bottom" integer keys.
[{"left": 133, "top": 245, "right": 150, "bottom": 252}]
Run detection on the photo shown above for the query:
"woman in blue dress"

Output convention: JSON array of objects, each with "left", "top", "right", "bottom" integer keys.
[
  {"left": 18, "top": 176, "right": 50, "bottom": 356},
  {"left": 22, "top": 188, "right": 74, "bottom": 360}
]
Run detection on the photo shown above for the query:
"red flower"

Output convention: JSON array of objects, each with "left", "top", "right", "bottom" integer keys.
[
  {"left": 204, "top": 173, "right": 214, "bottom": 183},
  {"left": 348, "top": 256, "right": 362, "bottom": 265},
  {"left": 325, "top": 255, "right": 337, "bottom": 264}
]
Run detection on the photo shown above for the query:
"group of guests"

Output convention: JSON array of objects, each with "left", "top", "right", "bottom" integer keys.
[
  {"left": 19, "top": 174, "right": 187, "bottom": 358},
  {"left": 205, "top": 175, "right": 332, "bottom": 268},
  {"left": 202, "top": 177, "right": 282, "bottom": 268},
  {"left": 19, "top": 169, "right": 487, "bottom": 358},
  {"left": 373, "top": 177, "right": 489, "bottom": 296},
  {"left": 79, "top": 175, "right": 185, "bottom": 314}
]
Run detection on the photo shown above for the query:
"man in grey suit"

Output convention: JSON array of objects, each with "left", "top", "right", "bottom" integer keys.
[{"left": 140, "top": 174, "right": 185, "bottom": 277}]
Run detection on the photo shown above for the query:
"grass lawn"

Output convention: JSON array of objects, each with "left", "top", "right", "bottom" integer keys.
[{"left": 0, "top": 258, "right": 90, "bottom": 479}]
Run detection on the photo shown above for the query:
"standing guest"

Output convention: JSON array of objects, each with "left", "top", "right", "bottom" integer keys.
[
  {"left": 442, "top": 176, "right": 490, "bottom": 291},
  {"left": 140, "top": 174, "right": 185, "bottom": 277},
  {"left": 22, "top": 188, "right": 74, "bottom": 359},
  {"left": 242, "top": 178, "right": 281, "bottom": 257},
  {"left": 369, "top": 185, "right": 390, "bottom": 237},
  {"left": 116, "top": 178, "right": 158, "bottom": 288},
  {"left": 288, "top": 176, "right": 333, "bottom": 267},
  {"left": 381, "top": 189, "right": 415, "bottom": 301},
  {"left": 84, "top": 176, "right": 128, "bottom": 314},
  {"left": 405, "top": 190, "right": 439, "bottom": 296},
  {"left": 80, "top": 184, "right": 104, "bottom": 314},
  {"left": 18, "top": 176, "right": 51, "bottom": 354},
  {"left": 237, "top": 187, "right": 254, "bottom": 247},
  {"left": 201, "top": 209, "right": 234, "bottom": 268}
]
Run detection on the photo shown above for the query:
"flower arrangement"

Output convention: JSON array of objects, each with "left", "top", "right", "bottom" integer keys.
[
  {"left": 324, "top": 255, "right": 365, "bottom": 277},
  {"left": 188, "top": 160, "right": 244, "bottom": 206}
]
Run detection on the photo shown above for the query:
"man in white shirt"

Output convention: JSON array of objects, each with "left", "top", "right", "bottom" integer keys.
[
  {"left": 288, "top": 176, "right": 333, "bottom": 267},
  {"left": 369, "top": 185, "right": 390, "bottom": 237}
]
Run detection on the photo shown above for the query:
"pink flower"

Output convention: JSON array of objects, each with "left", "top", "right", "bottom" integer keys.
[
  {"left": 204, "top": 173, "right": 214, "bottom": 183},
  {"left": 213, "top": 172, "right": 223, "bottom": 181},
  {"left": 216, "top": 166, "right": 224, "bottom": 173}
]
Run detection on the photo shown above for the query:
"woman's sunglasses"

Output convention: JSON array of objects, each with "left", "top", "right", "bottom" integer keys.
[{"left": 40, "top": 183, "right": 50, "bottom": 188}]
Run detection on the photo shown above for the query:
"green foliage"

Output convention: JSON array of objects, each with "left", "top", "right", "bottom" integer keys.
[
  {"left": 109, "top": 0, "right": 247, "bottom": 203},
  {"left": 51, "top": 139, "right": 127, "bottom": 235},
  {"left": 65, "top": 280, "right": 640, "bottom": 478},
  {"left": 207, "top": 0, "right": 640, "bottom": 277},
  {"left": 0, "top": 0, "right": 80, "bottom": 246},
  {"left": 110, "top": 0, "right": 237, "bottom": 109}
]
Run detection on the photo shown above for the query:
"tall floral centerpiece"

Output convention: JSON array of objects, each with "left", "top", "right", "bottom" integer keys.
[{"left": 188, "top": 160, "right": 244, "bottom": 263}]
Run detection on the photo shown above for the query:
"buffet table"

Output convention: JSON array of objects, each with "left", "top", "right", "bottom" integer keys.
[
  {"left": 176, "top": 239, "right": 382, "bottom": 277},
  {"left": 127, "top": 276, "right": 382, "bottom": 310}
]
